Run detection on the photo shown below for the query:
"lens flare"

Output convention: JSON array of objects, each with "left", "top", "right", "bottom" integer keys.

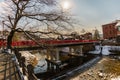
[{"left": 62, "top": 1, "right": 70, "bottom": 10}]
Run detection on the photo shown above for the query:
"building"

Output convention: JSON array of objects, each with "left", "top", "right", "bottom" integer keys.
[
  {"left": 83, "top": 32, "right": 92, "bottom": 40},
  {"left": 102, "top": 20, "right": 120, "bottom": 39},
  {"left": 80, "top": 32, "right": 92, "bottom": 40}
]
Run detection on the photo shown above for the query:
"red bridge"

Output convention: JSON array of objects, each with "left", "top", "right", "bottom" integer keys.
[{"left": 0, "top": 40, "right": 99, "bottom": 47}]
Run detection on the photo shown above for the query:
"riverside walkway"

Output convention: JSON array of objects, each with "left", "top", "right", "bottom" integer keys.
[{"left": 0, "top": 51, "right": 23, "bottom": 80}]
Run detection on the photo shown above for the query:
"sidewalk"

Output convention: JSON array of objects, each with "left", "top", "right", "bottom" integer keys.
[{"left": 0, "top": 52, "right": 23, "bottom": 80}]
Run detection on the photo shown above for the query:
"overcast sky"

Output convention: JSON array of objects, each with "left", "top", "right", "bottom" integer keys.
[
  {"left": 0, "top": 0, "right": 4, "bottom": 31},
  {"left": 0, "top": 0, "right": 120, "bottom": 33}
]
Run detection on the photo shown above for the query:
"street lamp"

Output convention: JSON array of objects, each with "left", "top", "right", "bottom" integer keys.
[
  {"left": 2, "top": 21, "right": 4, "bottom": 39},
  {"left": 1, "top": 21, "right": 5, "bottom": 49}
]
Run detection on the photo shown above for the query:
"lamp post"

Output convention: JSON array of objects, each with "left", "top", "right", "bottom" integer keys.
[
  {"left": 2, "top": 21, "right": 4, "bottom": 38},
  {"left": 2, "top": 21, "right": 5, "bottom": 49}
]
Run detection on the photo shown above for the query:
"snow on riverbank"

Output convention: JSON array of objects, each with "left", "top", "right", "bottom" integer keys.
[
  {"left": 20, "top": 51, "right": 47, "bottom": 74},
  {"left": 110, "top": 46, "right": 120, "bottom": 51},
  {"left": 102, "top": 46, "right": 111, "bottom": 55},
  {"left": 34, "top": 59, "right": 47, "bottom": 74},
  {"left": 71, "top": 57, "right": 120, "bottom": 80},
  {"left": 89, "top": 45, "right": 112, "bottom": 55},
  {"left": 33, "top": 52, "right": 47, "bottom": 74}
]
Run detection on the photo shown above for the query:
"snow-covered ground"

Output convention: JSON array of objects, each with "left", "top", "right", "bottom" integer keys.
[
  {"left": 102, "top": 46, "right": 111, "bottom": 55},
  {"left": 34, "top": 59, "right": 47, "bottom": 74},
  {"left": 33, "top": 52, "right": 47, "bottom": 74},
  {"left": 71, "top": 57, "right": 120, "bottom": 80},
  {"left": 89, "top": 45, "right": 112, "bottom": 55},
  {"left": 110, "top": 46, "right": 120, "bottom": 51},
  {"left": 20, "top": 51, "right": 47, "bottom": 74}
]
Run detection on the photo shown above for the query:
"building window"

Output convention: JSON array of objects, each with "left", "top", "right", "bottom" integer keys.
[{"left": 118, "top": 26, "right": 120, "bottom": 31}]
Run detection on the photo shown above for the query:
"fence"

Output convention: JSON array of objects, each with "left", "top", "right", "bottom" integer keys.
[{"left": 14, "top": 50, "right": 38, "bottom": 80}]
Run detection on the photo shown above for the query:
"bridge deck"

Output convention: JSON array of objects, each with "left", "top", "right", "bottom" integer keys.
[{"left": 0, "top": 52, "right": 23, "bottom": 80}]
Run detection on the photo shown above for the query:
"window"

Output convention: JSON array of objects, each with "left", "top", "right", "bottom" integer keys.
[{"left": 118, "top": 26, "right": 120, "bottom": 31}]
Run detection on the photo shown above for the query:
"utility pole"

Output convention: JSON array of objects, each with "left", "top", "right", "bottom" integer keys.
[
  {"left": 2, "top": 21, "right": 4, "bottom": 38},
  {"left": 2, "top": 21, "right": 5, "bottom": 50}
]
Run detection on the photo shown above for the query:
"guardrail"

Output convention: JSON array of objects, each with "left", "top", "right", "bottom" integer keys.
[
  {"left": 0, "top": 40, "right": 99, "bottom": 47},
  {"left": 0, "top": 52, "right": 24, "bottom": 80},
  {"left": 14, "top": 50, "right": 38, "bottom": 80}
]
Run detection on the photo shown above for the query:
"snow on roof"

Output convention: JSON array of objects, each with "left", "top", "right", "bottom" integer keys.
[{"left": 116, "top": 21, "right": 120, "bottom": 26}]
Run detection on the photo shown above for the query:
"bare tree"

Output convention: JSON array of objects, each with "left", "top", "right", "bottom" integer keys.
[{"left": 1, "top": 0, "right": 73, "bottom": 49}]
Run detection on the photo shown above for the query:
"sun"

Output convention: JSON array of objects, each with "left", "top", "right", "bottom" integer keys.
[{"left": 62, "top": 0, "right": 71, "bottom": 10}]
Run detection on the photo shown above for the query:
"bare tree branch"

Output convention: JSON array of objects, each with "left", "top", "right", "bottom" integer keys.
[{"left": 1, "top": 0, "right": 74, "bottom": 49}]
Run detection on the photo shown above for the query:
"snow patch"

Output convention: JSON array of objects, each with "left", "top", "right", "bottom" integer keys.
[
  {"left": 102, "top": 46, "right": 111, "bottom": 55},
  {"left": 111, "top": 76, "right": 120, "bottom": 80},
  {"left": 20, "top": 51, "right": 47, "bottom": 74},
  {"left": 89, "top": 45, "right": 111, "bottom": 55},
  {"left": 34, "top": 59, "right": 47, "bottom": 74}
]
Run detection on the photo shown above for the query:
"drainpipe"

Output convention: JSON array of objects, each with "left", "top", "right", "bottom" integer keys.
[{"left": 56, "top": 48, "right": 60, "bottom": 62}]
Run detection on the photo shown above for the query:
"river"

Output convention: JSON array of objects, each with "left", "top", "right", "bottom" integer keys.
[
  {"left": 20, "top": 45, "right": 120, "bottom": 79},
  {"left": 71, "top": 46, "right": 120, "bottom": 80},
  {"left": 71, "top": 56, "right": 120, "bottom": 80}
]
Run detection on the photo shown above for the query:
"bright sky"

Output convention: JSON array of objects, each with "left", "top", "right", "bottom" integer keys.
[
  {"left": 69, "top": 0, "right": 120, "bottom": 33},
  {"left": 0, "top": 0, "right": 120, "bottom": 33}
]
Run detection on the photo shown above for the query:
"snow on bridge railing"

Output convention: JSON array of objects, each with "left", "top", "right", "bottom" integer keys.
[{"left": 0, "top": 40, "right": 99, "bottom": 47}]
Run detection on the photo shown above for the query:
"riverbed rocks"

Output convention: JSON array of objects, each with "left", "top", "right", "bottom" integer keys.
[{"left": 71, "top": 57, "right": 120, "bottom": 80}]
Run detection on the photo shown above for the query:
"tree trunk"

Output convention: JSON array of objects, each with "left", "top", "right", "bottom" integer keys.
[{"left": 7, "top": 30, "right": 15, "bottom": 49}]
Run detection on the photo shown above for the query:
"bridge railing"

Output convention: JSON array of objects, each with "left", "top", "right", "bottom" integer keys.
[{"left": 0, "top": 40, "right": 99, "bottom": 47}]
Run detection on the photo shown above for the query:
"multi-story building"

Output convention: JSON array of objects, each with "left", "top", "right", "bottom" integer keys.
[{"left": 102, "top": 20, "right": 120, "bottom": 39}]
